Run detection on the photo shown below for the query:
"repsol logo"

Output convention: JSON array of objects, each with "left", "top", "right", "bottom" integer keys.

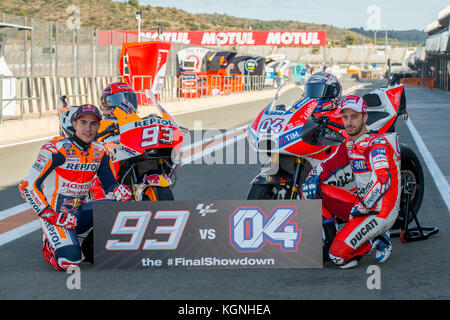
[
  {"left": 23, "top": 189, "right": 42, "bottom": 213},
  {"left": 350, "top": 219, "right": 378, "bottom": 247},
  {"left": 134, "top": 118, "right": 174, "bottom": 127},
  {"left": 44, "top": 220, "right": 62, "bottom": 247},
  {"left": 65, "top": 163, "right": 99, "bottom": 171}
]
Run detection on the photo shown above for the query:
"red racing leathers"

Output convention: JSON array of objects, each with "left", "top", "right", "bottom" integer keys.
[
  {"left": 309, "top": 131, "right": 401, "bottom": 266},
  {"left": 18, "top": 135, "right": 119, "bottom": 270}
]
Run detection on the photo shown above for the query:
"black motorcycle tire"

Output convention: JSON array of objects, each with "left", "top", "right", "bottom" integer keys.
[
  {"left": 393, "top": 143, "right": 425, "bottom": 230},
  {"left": 81, "top": 229, "right": 94, "bottom": 264},
  {"left": 247, "top": 184, "right": 277, "bottom": 200},
  {"left": 145, "top": 186, "right": 175, "bottom": 201}
]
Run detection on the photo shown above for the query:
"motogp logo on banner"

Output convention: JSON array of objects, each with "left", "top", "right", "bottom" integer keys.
[{"left": 229, "top": 207, "right": 302, "bottom": 252}]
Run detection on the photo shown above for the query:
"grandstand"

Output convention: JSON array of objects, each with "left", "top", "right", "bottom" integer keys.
[
  {"left": 231, "top": 44, "right": 411, "bottom": 67},
  {"left": 408, "top": 4, "right": 449, "bottom": 90}
]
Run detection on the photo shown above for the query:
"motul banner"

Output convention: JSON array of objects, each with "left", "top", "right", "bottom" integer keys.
[
  {"left": 93, "top": 200, "right": 323, "bottom": 268},
  {"left": 98, "top": 30, "right": 326, "bottom": 46}
]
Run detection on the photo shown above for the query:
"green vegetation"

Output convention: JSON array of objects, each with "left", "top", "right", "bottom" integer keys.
[{"left": 0, "top": 0, "right": 371, "bottom": 44}]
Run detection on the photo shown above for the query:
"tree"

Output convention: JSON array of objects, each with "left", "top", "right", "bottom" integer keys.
[
  {"left": 128, "top": 0, "right": 139, "bottom": 7},
  {"left": 344, "top": 35, "right": 355, "bottom": 45}
]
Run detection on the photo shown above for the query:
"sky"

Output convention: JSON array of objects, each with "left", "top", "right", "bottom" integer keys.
[{"left": 118, "top": 0, "right": 449, "bottom": 31}]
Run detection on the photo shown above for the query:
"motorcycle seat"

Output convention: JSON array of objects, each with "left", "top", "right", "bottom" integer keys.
[
  {"left": 366, "top": 111, "right": 391, "bottom": 126},
  {"left": 363, "top": 93, "right": 382, "bottom": 108}
]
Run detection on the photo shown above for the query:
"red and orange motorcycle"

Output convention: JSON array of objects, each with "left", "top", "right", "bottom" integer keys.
[{"left": 58, "top": 95, "right": 184, "bottom": 201}]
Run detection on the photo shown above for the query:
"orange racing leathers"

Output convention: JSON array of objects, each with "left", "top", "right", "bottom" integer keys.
[
  {"left": 308, "top": 131, "right": 401, "bottom": 266},
  {"left": 18, "top": 135, "right": 118, "bottom": 270}
]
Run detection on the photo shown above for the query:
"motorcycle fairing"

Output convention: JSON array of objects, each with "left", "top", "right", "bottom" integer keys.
[
  {"left": 249, "top": 84, "right": 406, "bottom": 161},
  {"left": 365, "top": 84, "right": 404, "bottom": 132}
]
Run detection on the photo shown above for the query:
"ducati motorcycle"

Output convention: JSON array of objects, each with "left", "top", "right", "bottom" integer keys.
[{"left": 246, "top": 77, "right": 424, "bottom": 233}]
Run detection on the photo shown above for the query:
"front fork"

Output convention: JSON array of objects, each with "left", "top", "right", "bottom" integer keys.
[
  {"left": 125, "top": 159, "right": 170, "bottom": 201},
  {"left": 264, "top": 154, "right": 303, "bottom": 200},
  {"left": 290, "top": 157, "right": 304, "bottom": 199}
]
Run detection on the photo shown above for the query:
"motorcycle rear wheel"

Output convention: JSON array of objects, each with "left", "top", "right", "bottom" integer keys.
[{"left": 393, "top": 144, "right": 425, "bottom": 230}]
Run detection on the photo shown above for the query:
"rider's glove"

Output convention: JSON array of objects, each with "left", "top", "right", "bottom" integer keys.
[
  {"left": 113, "top": 184, "right": 132, "bottom": 201},
  {"left": 349, "top": 202, "right": 370, "bottom": 219},
  {"left": 39, "top": 207, "right": 77, "bottom": 229},
  {"left": 301, "top": 172, "right": 320, "bottom": 199}
]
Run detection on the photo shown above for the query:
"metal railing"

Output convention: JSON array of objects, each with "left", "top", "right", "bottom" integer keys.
[
  {"left": 177, "top": 74, "right": 267, "bottom": 100},
  {"left": 0, "top": 74, "right": 122, "bottom": 122},
  {"left": 0, "top": 75, "right": 45, "bottom": 121},
  {"left": 1, "top": 74, "right": 271, "bottom": 122}
]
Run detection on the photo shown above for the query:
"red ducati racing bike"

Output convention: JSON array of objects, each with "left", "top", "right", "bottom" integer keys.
[{"left": 246, "top": 77, "right": 424, "bottom": 234}]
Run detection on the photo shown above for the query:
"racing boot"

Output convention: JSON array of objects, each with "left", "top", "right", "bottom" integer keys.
[
  {"left": 42, "top": 234, "right": 63, "bottom": 271},
  {"left": 329, "top": 240, "right": 372, "bottom": 269},
  {"left": 373, "top": 231, "right": 392, "bottom": 263}
]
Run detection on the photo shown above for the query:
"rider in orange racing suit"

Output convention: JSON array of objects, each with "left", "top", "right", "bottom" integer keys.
[
  {"left": 301, "top": 95, "right": 401, "bottom": 269},
  {"left": 19, "top": 104, "right": 132, "bottom": 271}
]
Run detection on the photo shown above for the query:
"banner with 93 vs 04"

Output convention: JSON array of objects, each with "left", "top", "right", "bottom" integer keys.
[{"left": 93, "top": 200, "right": 323, "bottom": 269}]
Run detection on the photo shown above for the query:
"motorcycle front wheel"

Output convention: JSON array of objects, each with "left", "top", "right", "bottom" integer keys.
[
  {"left": 247, "top": 184, "right": 286, "bottom": 200},
  {"left": 143, "top": 186, "right": 175, "bottom": 201}
]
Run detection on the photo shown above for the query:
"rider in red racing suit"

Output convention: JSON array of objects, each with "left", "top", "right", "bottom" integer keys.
[
  {"left": 301, "top": 95, "right": 401, "bottom": 268},
  {"left": 18, "top": 105, "right": 132, "bottom": 271}
]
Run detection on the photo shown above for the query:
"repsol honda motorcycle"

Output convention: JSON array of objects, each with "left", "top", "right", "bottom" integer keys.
[
  {"left": 58, "top": 95, "right": 184, "bottom": 201},
  {"left": 246, "top": 78, "right": 424, "bottom": 232}
]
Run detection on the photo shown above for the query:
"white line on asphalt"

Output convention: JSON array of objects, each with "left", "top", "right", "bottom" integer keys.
[
  {"left": 405, "top": 117, "right": 450, "bottom": 214},
  {"left": 179, "top": 126, "right": 246, "bottom": 152},
  {"left": 173, "top": 83, "right": 363, "bottom": 116},
  {"left": 181, "top": 130, "right": 247, "bottom": 165},
  {"left": 0, "top": 203, "right": 31, "bottom": 221},
  {"left": 343, "top": 83, "right": 366, "bottom": 95},
  {"left": 0, "top": 220, "right": 41, "bottom": 246},
  {"left": 172, "top": 96, "right": 274, "bottom": 116},
  {"left": 0, "top": 136, "right": 56, "bottom": 149}
]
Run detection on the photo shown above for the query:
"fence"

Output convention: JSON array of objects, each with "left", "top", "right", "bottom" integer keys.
[
  {"left": 425, "top": 52, "right": 449, "bottom": 92},
  {"left": 400, "top": 77, "right": 435, "bottom": 89},
  {"left": 414, "top": 52, "right": 450, "bottom": 92},
  {"left": 0, "top": 75, "right": 121, "bottom": 121},
  {"left": 0, "top": 73, "right": 270, "bottom": 122},
  {"left": 127, "top": 74, "right": 267, "bottom": 105},
  {"left": 0, "top": 11, "right": 272, "bottom": 122}
]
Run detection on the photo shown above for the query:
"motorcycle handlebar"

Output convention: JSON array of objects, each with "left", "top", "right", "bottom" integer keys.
[
  {"left": 327, "top": 121, "right": 345, "bottom": 130},
  {"left": 311, "top": 114, "right": 345, "bottom": 130},
  {"left": 97, "top": 123, "right": 119, "bottom": 138}
]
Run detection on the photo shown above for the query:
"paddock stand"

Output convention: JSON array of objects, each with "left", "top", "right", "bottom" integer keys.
[{"left": 392, "top": 180, "right": 439, "bottom": 243}]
